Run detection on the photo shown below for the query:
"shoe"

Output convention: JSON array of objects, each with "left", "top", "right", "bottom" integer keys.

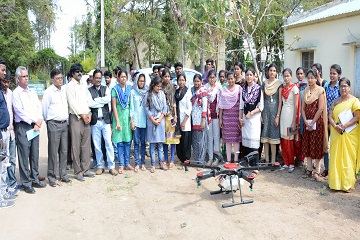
[
  {"left": 0, "top": 200, "right": 15, "bottom": 209},
  {"left": 4, "top": 193, "right": 16, "bottom": 201},
  {"left": 302, "top": 170, "right": 312, "bottom": 179},
  {"left": 125, "top": 165, "right": 134, "bottom": 171},
  {"left": 76, "top": 174, "right": 85, "bottom": 182},
  {"left": 280, "top": 164, "right": 289, "bottom": 170},
  {"left": 96, "top": 168, "right": 104, "bottom": 175},
  {"left": 23, "top": 186, "right": 36, "bottom": 194},
  {"left": 32, "top": 181, "right": 46, "bottom": 188},
  {"left": 288, "top": 165, "right": 295, "bottom": 173},
  {"left": 7, "top": 187, "right": 19, "bottom": 196},
  {"left": 38, "top": 176, "right": 45, "bottom": 181},
  {"left": 61, "top": 178, "right": 72, "bottom": 183},
  {"left": 90, "top": 160, "right": 97, "bottom": 169},
  {"left": 83, "top": 172, "right": 95, "bottom": 178},
  {"left": 109, "top": 169, "right": 118, "bottom": 176},
  {"left": 49, "top": 181, "right": 56, "bottom": 187}
]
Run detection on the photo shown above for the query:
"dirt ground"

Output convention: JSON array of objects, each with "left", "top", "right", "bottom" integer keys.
[{"left": 1, "top": 124, "right": 360, "bottom": 240}]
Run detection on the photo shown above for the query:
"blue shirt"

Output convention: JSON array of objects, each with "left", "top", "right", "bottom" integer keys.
[
  {"left": 129, "top": 89, "right": 147, "bottom": 128},
  {"left": 325, "top": 82, "right": 340, "bottom": 112},
  {"left": 0, "top": 83, "right": 10, "bottom": 138}
]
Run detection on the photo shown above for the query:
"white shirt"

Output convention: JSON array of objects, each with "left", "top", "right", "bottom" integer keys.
[
  {"left": 66, "top": 78, "right": 91, "bottom": 118},
  {"left": 42, "top": 85, "right": 68, "bottom": 121},
  {"left": 178, "top": 88, "right": 192, "bottom": 131},
  {"left": 13, "top": 86, "right": 43, "bottom": 124},
  {"left": 88, "top": 86, "right": 111, "bottom": 118}
]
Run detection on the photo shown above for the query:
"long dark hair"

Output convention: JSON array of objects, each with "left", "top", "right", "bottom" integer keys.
[{"left": 147, "top": 76, "right": 162, "bottom": 108}]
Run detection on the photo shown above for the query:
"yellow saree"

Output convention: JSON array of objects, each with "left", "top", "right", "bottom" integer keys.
[{"left": 328, "top": 97, "right": 360, "bottom": 191}]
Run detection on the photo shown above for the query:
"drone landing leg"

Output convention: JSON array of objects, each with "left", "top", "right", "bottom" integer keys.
[{"left": 221, "top": 175, "right": 254, "bottom": 208}]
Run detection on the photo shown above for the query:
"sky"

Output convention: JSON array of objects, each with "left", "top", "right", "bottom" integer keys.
[{"left": 50, "top": 0, "right": 88, "bottom": 57}]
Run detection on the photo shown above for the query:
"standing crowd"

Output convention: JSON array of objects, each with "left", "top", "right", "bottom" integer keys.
[{"left": 0, "top": 58, "right": 359, "bottom": 209}]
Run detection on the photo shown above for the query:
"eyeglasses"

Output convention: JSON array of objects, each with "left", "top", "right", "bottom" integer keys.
[
  {"left": 138, "top": 80, "right": 145, "bottom": 83},
  {"left": 54, "top": 77, "right": 63, "bottom": 80},
  {"left": 75, "top": 70, "right": 82, "bottom": 73},
  {"left": 340, "top": 85, "right": 349, "bottom": 88}
]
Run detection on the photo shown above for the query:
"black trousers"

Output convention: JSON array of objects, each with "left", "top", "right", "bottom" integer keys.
[
  {"left": 47, "top": 120, "right": 68, "bottom": 182},
  {"left": 16, "top": 122, "right": 40, "bottom": 187},
  {"left": 176, "top": 131, "right": 192, "bottom": 163}
]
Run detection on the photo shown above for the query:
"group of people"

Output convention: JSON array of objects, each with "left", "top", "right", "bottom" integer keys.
[{"left": 0, "top": 58, "right": 359, "bottom": 209}]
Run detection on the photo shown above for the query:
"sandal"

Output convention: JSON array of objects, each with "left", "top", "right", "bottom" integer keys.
[
  {"left": 168, "top": 162, "right": 175, "bottom": 169},
  {"left": 313, "top": 172, "right": 321, "bottom": 182},
  {"left": 302, "top": 170, "right": 312, "bottom": 179},
  {"left": 160, "top": 162, "right": 168, "bottom": 171},
  {"left": 118, "top": 166, "right": 124, "bottom": 174},
  {"left": 251, "top": 170, "right": 260, "bottom": 178},
  {"left": 134, "top": 165, "right": 139, "bottom": 173},
  {"left": 125, "top": 165, "right": 134, "bottom": 171},
  {"left": 150, "top": 166, "right": 155, "bottom": 173},
  {"left": 344, "top": 188, "right": 355, "bottom": 193},
  {"left": 140, "top": 164, "right": 146, "bottom": 171},
  {"left": 321, "top": 170, "right": 328, "bottom": 177}
]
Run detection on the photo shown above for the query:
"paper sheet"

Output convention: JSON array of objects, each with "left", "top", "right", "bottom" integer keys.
[
  {"left": 338, "top": 109, "right": 356, "bottom": 133},
  {"left": 26, "top": 129, "right": 40, "bottom": 141},
  {"left": 306, "top": 120, "right": 316, "bottom": 130}
]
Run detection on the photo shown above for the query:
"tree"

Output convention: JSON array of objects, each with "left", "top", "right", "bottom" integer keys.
[{"left": 0, "top": 0, "right": 35, "bottom": 71}]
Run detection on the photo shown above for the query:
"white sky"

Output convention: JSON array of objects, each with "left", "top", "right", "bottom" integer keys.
[{"left": 50, "top": 0, "right": 88, "bottom": 57}]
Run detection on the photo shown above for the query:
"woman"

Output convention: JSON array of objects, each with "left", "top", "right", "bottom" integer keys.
[
  {"left": 239, "top": 67, "right": 263, "bottom": 155},
  {"left": 144, "top": 77, "right": 167, "bottom": 173},
  {"left": 234, "top": 62, "right": 245, "bottom": 87},
  {"left": 301, "top": 69, "right": 328, "bottom": 181},
  {"left": 218, "top": 72, "right": 242, "bottom": 163},
  {"left": 312, "top": 63, "right": 327, "bottom": 87},
  {"left": 219, "top": 70, "right": 227, "bottom": 87},
  {"left": 130, "top": 73, "right": 148, "bottom": 172},
  {"left": 112, "top": 70, "right": 133, "bottom": 174},
  {"left": 161, "top": 69, "right": 180, "bottom": 169},
  {"left": 328, "top": 77, "right": 360, "bottom": 192},
  {"left": 191, "top": 74, "right": 210, "bottom": 165},
  {"left": 260, "top": 63, "right": 282, "bottom": 164},
  {"left": 322, "top": 64, "right": 342, "bottom": 178},
  {"left": 175, "top": 73, "right": 192, "bottom": 168},
  {"left": 279, "top": 68, "right": 299, "bottom": 173},
  {"left": 205, "top": 70, "right": 221, "bottom": 166},
  {"left": 295, "top": 67, "right": 307, "bottom": 163}
]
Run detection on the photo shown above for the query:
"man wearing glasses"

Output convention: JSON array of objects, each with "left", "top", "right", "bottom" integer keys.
[
  {"left": 88, "top": 69, "right": 117, "bottom": 176},
  {"left": 13, "top": 66, "right": 45, "bottom": 194},
  {"left": 42, "top": 69, "right": 71, "bottom": 187},
  {"left": 66, "top": 63, "right": 94, "bottom": 181}
]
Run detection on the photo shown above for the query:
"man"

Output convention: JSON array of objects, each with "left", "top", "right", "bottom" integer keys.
[
  {"left": 88, "top": 69, "right": 118, "bottom": 176},
  {"left": 87, "top": 69, "right": 95, "bottom": 88},
  {"left": 2, "top": 70, "right": 19, "bottom": 196},
  {"left": 0, "top": 60, "right": 14, "bottom": 208},
  {"left": 173, "top": 62, "right": 183, "bottom": 84},
  {"left": 152, "top": 65, "right": 159, "bottom": 77},
  {"left": 202, "top": 58, "right": 215, "bottom": 81},
  {"left": 42, "top": 69, "right": 71, "bottom": 187},
  {"left": 104, "top": 70, "right": 114, "bottom": 89},
  {"left": 13, "top": 66, "right": 45, "bottom": 194},
  {"left": 66, "top": 71, "right": 73, "bottom": 170},
  {"left": 66, "top": 63, "right": 94, "bottom": 181}
]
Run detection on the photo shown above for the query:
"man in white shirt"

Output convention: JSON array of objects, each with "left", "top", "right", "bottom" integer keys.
[
  {"left": 13, "top": 66, "right": 45, "bottom": 194},
  {"left": 42, "top": 69, "right": 71, "bottom": 187},
  {"left": 66, "top": 63, "right": 94, "bottom": 181}
]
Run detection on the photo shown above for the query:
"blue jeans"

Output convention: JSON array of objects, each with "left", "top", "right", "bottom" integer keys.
[
  {"left": 133, "top": 127, "right": 146, "bottom": 166},
  {"left": 163, "top": 144, "right": 176, "bottom": 163},
  {"left": 150, "top": 143, "right": 164, "bottom": 165},
  {"left": 6, "top": 137, "right": 17, "bottom": 188},
  {"left": 91, "top": 120, "right": 115, "bottom": 170},
  {"left": 117, "top": 141, "right": 131, "bottom": 167}
]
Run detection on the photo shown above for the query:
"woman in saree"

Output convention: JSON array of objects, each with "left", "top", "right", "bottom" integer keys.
[{"left": 328, "top": 77, "right": 360, "bottom": 193}]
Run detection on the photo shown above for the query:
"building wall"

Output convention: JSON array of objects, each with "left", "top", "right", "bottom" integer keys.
[{"left": 284, "top": 13, "right": 360, "bottom": 95}]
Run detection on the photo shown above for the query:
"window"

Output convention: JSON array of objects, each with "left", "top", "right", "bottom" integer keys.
[{"left": 301, "top": 51, "right": 314, "bottom": 72}]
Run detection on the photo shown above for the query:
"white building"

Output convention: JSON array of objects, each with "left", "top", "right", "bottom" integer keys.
[{"left": 284, "top": 0, "right": 360, "bottom": 96}]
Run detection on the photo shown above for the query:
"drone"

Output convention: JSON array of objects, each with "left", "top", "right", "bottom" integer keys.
[{"left": 184, "top": 151, "right": 280, "bottom": 208}]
